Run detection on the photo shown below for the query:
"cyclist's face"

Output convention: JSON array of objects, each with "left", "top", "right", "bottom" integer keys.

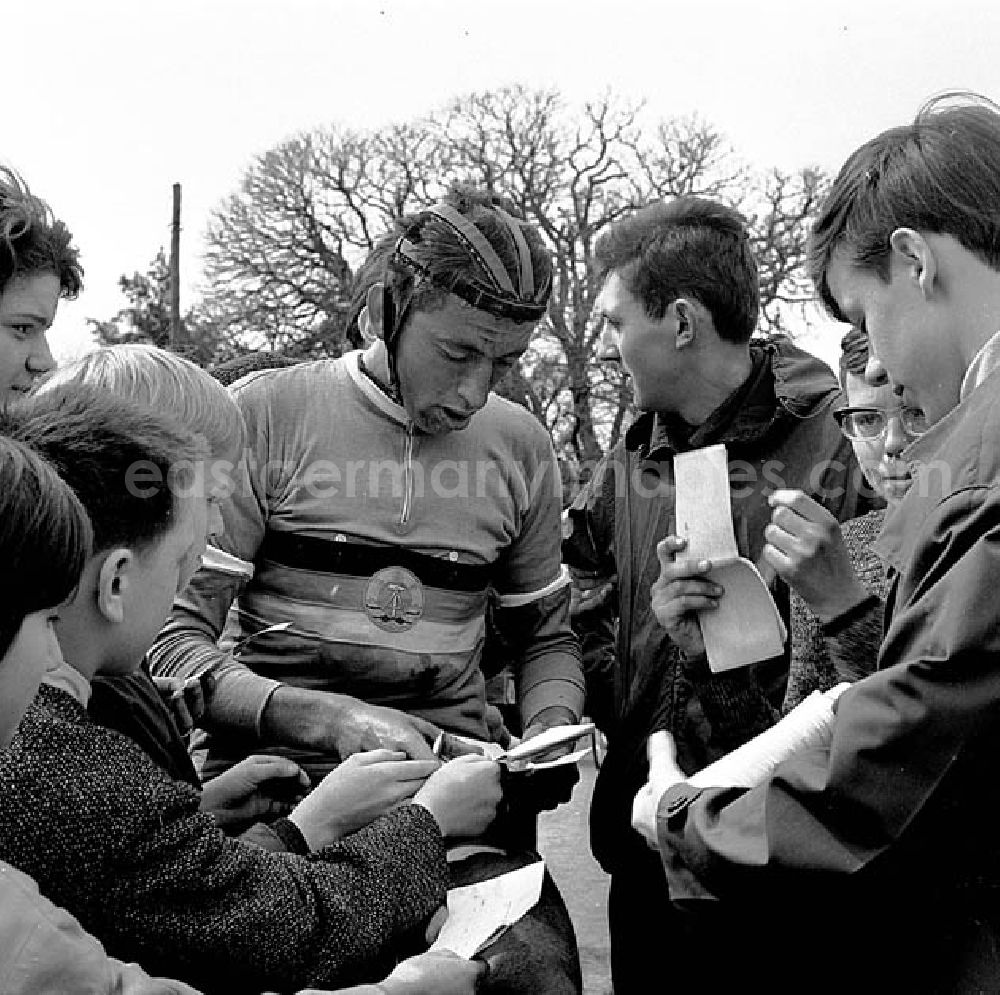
[{"left": 395, "top": 297, "right": 532, "bottom": 435}]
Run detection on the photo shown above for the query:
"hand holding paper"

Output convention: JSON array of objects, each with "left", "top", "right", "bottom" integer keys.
[
  {"left": 412, "top": 755, "right": 503, "bottom": 839},
  {"left": 650, "top": 535, "right": 718, "bottom": 657},
  {"left": 671, "top": 444, "right": 787, "bottom": 671},
  {"left": 366, "top": 950, "right": 488, "bottom": 994},
  {"left": 631, "top": 730, "right": 685, "bottom": 848},
  {"left": 631, "top": 686, "right": 850, "bottom": 848},
  {"left": 688, "top": 683, "right": 849, "bottom": 789},
  {"left": 433, "top": 722, "right": 596, "bottom": 772},
  {"left": 521, "top": 705, "right": 582, "bottom": 762},
  {"left": 429, "top": 861, "right": 546, "bottom": 958}
]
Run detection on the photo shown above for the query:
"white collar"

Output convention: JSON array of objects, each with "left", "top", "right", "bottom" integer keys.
[
  {"left": 960, "top": 328, "right": 1000, "bottom": 402},
  {"left": 42, "top": 657, "right": 92, "bottom": 707},
  {"left": 345, "top": 350, "right": 409, "bottom": 426}
]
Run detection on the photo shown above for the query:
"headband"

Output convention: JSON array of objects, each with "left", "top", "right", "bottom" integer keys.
[{"left": 389, "top": 202, "right": 549, "bottom": 325}]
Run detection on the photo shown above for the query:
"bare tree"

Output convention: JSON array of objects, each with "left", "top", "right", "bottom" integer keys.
[{"left": 197, "top": 86, "right": 827, "bottom": 463}]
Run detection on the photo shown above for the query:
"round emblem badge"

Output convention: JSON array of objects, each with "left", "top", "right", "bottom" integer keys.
[{"left": 364, "top": 566, "right": 424, "bottom": 632}]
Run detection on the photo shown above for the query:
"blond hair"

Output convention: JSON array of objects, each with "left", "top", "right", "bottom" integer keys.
[{"left": 41, "top": 344, "right": 245, "bottom": 460}]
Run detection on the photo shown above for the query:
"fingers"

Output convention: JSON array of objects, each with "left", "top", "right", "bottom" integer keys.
[
  {"left": 764, "top": 510, "right": 838, "bottom": 567},
  {"left": 766, "top": 506, "right": 812, "bottom": 544},
  {"left": 571, "top": 578, "right": 613, "bottom": 615},
  {"left": 400, "top": 718, "right": 442, "bottom": 760},
  {"left": 646, "top": 729, "right": 672, "bottom": 766},
  {"left": 761, "top": 540, "right": 795, "bottom": 578},
  {"left": 768, "top": 488, "right": 835, "bottom": 529},
  {"left": 376, "top": 759, "right": 441, "bottom": 782},
  {"left": 424, "top": 904, "right": 449, "bottom": 944},
  {"left": 768, "top": 487, "right": 818, "bottom": 514},
  {"left": 446, "top": 753, "right": 498, "bottom": 770},
  {"left": 325, "top": 753, "right": 439, "bottom": 785},
  {"left": 518, "top": 727, "right": 573, "bottom": 761},
  {"left": 445, "top": 737, "right": 489, "bottom": 758},
  {"left": 647, "top": 730, "right": 677, "bottom": 781},
  {"left": 344, "top": 748, "right": 410, "bottom": 766},
  {"left": 409, "top": 715, "right": 444, "bottom": 740},
  {"left": 241, "top": 756, "right": 311, "bottom": 790},
  {"left": 654, "top": 538, "right": 713, "bottom": 585},
  {"left": 650, "top": 578, "right": 722, "bottom": 619},
  {"left": 655, "top": 534, "right": 688, "bottom": 571},
  {"left": 399, "top": 736, "right": 437, "bottom": 762}
]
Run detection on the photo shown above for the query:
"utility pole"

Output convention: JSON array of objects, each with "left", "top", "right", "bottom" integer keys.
[{"left": 169, "top": 182, "right": 182, "bottom": 347}]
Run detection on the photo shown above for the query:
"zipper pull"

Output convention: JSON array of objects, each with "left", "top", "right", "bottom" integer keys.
[{"left": 396, "top": 419, "right": 416, "bottom": 534}]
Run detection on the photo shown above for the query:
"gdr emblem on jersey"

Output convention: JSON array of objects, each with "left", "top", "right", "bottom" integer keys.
[{"left": 364, "top": 566, "right": 424, "bottom": 632}]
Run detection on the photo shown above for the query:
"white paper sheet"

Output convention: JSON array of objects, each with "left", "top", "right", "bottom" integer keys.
[
  {"left": 429, "top": 860, "right": 546, "bottom": 958},
  {"left": 688, "top": 683, "right": 849, "bottom": 788},
  {"left": 673, "top": 443, "right": 787, "bottom": 671},
  {"left": 433, "top": 722, "right": 596, "bottom": 771}
]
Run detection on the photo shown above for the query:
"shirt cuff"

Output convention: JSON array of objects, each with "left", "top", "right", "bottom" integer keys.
[
  {"left": 821, "top": 593, "right": 881, "bottom": 636},
  {"left": 519, "top": 661, "right": 586, "bottom": 726},
  {"left": 269, "top": 817, "right": 310, "bottom": 854},
  {"left": 658, "top": 782, "right": 703, "bottom": 825},
  {"left": 210, "top": 671, "right": 283, "bottom": 736}
]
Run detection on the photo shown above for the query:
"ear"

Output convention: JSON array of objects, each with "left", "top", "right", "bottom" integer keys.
[
  {"left": 95, "top": 548, "right": 135, "bottom": 625},
  {"left": 364, "top": 282, "right": 387, "bottom": 341},
  {"left": 671, "top": 298, "right": 697, "bottom": 349},
  {"left": 889, "top": 228, "right": 937, "bottom": 297}
]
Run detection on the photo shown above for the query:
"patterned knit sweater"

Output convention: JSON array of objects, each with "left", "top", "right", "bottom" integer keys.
[
  {"left": 0, "top": 684, "right": 448, "bottom": 995},
  {"left": 782, "top": 509, "right": 888, "bottom": 711}
]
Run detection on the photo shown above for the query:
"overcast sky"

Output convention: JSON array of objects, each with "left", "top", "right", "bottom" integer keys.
[{"left": 7, "top": 0, "right": 1000, "bottom": 370}]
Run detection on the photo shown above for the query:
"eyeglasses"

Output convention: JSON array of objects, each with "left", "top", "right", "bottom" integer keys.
[{"left": 833, "top": 405, "right": 929, "bottom": 441}]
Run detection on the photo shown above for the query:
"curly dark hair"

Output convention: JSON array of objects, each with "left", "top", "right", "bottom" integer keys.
[{"left": 0, "top": 166, "right": 83, "bottom": 298}]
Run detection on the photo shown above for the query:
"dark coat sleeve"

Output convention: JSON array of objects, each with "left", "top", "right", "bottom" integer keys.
[
  {"left": 0, "top": 700, "right": 448, "bottom": 994},
  {"left": 561, "top": 452, "right": 621, "bottom": 734},
  {"left": 657, "top": 487, "right": 1000, "bottom": 908}
]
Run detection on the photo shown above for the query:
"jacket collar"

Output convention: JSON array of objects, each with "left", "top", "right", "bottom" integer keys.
[
  {"left": 875, "top": 362, "right": 1000, "bottom": 572},
  {"left": 960, "top": 328, "right": 1000, "bottom": 402},
  {"left": 625, "top": 334, "right": 841, "bottom": 458}
]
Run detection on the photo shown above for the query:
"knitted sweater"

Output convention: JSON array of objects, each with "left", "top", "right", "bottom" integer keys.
[
  {"left": 0, "top": 684, "right": 448, "bottom": 995},
  {"left": 670, "top": 509, "right": 888, "bottom": 748},
  {"left": 782, "top": 509, "right": 888, "bottom": 710}
]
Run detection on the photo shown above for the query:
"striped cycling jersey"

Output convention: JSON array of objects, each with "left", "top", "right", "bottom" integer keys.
[{"left": 153, "top": 352, "right": 582, "bottom": 779}]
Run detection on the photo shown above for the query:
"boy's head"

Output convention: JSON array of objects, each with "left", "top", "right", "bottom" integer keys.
[
  {"left": 0, "top": 436, "right": 91, "bottom": 745},
  {"left": 835, "top": 327, "right": 918, "bottom": 506},
  {"left": 809, "top": 93, "right": 1000, "bottom": 424},
  {"left": 2, "top": 385, "right": 214, "bottom": 677},
  {"left": 349, "top": 185, "right": 553, "bottom": 435},
  {"left": 41, "top": 343, "right": 246, "bottom": 466},
  {"left": 0, "top": 167, "right": 83, "bottom": 404},
  {"left": 591, "top": 196, "right": 759, "bottom": 411}
]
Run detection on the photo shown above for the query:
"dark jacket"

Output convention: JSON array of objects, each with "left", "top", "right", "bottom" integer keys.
[
  {"left": 655, "top": 362, "right": 1000, "bottom": 993},
  {"left": 562, "top": 336, "right": 871, "bottom": 873}
]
